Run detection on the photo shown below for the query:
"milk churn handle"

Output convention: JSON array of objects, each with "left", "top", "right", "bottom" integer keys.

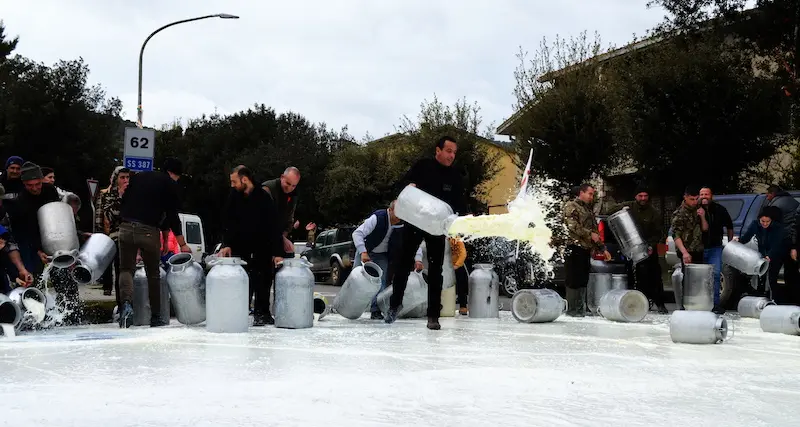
[
  {"left": 562, "top": 298, "right": 569, "bottom": 314},
  {"left": 722, "top": 316, "right": 734, "bottom": 342}
]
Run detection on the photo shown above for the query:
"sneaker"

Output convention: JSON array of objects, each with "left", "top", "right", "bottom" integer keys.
[
  {"left": 384, "top": 306, "right": 401, "bottom": 324},
  {"left": 712, "top": 306, "right": 726, "bottom": 315},
  {"left": 253, "top": 313, "right": 275, "bottom": 326},
  {"left": 118, "top": 302, "right": 133, "bottom": 329},
  {"left": 657, "top": 304, "right": 669, "bottom": 314},
  {"left": 427, "top": 317, "right": 441, "bottom": 330},
  {"left": 370, "top": 311, "right": 384, "bottom": 320},
  {"left": 150, "top": 316, "right": 169, "bottom": 327},
  {"left": 458, "top": 306, "right": 468, "bottom": 315}
]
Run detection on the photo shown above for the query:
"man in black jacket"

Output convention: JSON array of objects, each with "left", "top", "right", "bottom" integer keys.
[
  {"left": 219, "top": 166, "right": 285, "bottom": 326},
  {"left": 766, "top": 185, "right": 800, "bottom": 298},
  {"left": 117, "top": 158, "right": 191, "bottom": 328},
  {"left": 699, "top": 187, "right": 734, "bottom": 313},
  {"left": 386, "top": 136, "right": 467, "bottom": 330}
]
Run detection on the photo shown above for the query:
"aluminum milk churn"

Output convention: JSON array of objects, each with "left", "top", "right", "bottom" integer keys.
[
  {"left": 166, "top": 252, "right": 206, "bottom": 325},
  {"left": 611, "top": 274, "right": 628, "bottom": 290},
  {"left": 332, "top": 261, "right": 383, "bottom": 320},
  {"left": 759, "top": 304, "right": 800, "bottom": 335},
  {"left": 9, "top": 286, "right": 47, "bottom": 329},
  {"left": 440, "top": 284, "right": 457, "bottom": 317},
  {"left": 587, "top": 272, "right": 612, "bottom": 314},
  {"left": 671, "top": 266, "right": 684, "bottom": 309},
  {"left": 598, "top": 289, "right": 649, "bottom": 323},
  {"left": 722, "top": 240, "right": 769, "bottom": 277},
  {"left": 0, "top": 293, "right": 22, "bottom": 328},
  {"left": 607, "top": 208, "right": 649, "bottom": 264},
  {"left": 683, "top": 264, "right": 714, "bottom": 311},
  {"left": 468, "top": 264, "right": 499, "bottom": 318},
  {"left": 442, "top": 238, "right": 456, "bottom": 290},
  {"left": 132, "top": 263, "right": 169, "bottom": 326},
  {"left": 394, "top": 185, "right": 458, "bottom": 236},
  {"left": 376, "top": 271, "right": 429, "bottom": 319},
  {"left": 274, "top": 258, "right": 315, "bottom": 329},
  {"left": 670, "top": 310, "right": 730, "bottom": 344},
  {"left": 37, "top": 201, "right": 80, "bottom": 268},
  {"left": 205, "top": 257, "right": 250, "bottom": 333},
  {"left": 72, "top": 233, "right": 117, "bottom": 285},
  {"left": 736, "top": 296, "right": 775, "bottom": 319},
  {"left": 511, "top": 288, "right": 566, "bottom": 323}
]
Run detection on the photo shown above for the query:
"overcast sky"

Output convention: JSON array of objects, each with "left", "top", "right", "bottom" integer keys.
[{"left": 2, "top": 0, "right": 666, "bottom": 139}]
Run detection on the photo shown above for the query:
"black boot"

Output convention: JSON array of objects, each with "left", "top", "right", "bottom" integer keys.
[
  {"left": 150, "top": 315, "right": 168, "bottom": 327},
  {"left": 253, "top": 312, "right": 275, "bottom": 327},
  {"left": 370, "top": 311, "right": 384, "bottom": 320},
  {"left": 427, "top": 317, "right": 441, "bottom": 330},
  {"left": 576, "top": 288, "right": 587, "bottom": 317},
  {"left": 565, "top": 288, "right": 582, "bottom": 317}
]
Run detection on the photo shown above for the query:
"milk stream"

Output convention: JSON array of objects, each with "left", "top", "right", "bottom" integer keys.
[
  {"left": 23, "top": 298, "right": 46, "bottom": 323},
  {"left": 0, "top": 323, "right": 14, "bottom": 337},
  {"left": 448, "top": 182, "right": 558, "bottom": 264}
]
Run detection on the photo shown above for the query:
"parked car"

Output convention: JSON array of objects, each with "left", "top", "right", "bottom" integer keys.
[
  {"left": 178, "top": 213, "right": 206, "bottom": 263},
  {"left": 301, "top": 226, "right": 356, "bottom": 285},
  {"left": 665, "top": 191, "right": 800, "bottom": 308}
]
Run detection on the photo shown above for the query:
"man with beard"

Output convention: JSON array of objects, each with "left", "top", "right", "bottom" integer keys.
[
  {"left": 699, "top": 187, "right": 734, "bottom": 313},
  {"left": 220, "top": 165, "right": 284, "bottom": 326},
  {"left": 608, "top": 185, "right": 668, "bottom": 314},
  {"left": 262, "top": 167, "right": 301, "bottom": 256},
  {"left": 671, "top": 186, "right": 709, "bottom": 310}
]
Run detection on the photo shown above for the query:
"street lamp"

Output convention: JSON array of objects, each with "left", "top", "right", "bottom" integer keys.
[{"left": 136, "top": 13, "right": 240, "bottom": 128}]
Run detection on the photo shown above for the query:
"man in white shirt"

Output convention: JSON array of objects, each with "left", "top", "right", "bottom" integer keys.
[{"left": 352, "top": 200, "right": 405, "bottom": 320}]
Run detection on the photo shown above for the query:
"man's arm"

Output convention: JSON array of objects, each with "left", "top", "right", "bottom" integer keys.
[
  {"left": 671, "top": 212, "right": 689, "bottom": 256},
  {"left": 352, "top": 215, "right": 378, "bottom": 255}
]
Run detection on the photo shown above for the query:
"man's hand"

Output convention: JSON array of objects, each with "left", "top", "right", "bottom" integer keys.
[
  {"left": 136, "top": 251, "right": 143, "bottom": 264},
  {"left": 37, "top": 250, "right": 49, "bottom": 265},
  {"left": 18, "top": 269, "right": 33, "bottom": 287},
  {"left": 273, "top": 256, "right": 284, "bottom": 267},
  {"left": 647, "top": 246, "right": 653, "bottom": 256},
  {"left": 765, "top": 256, "right": 771, "bottom": 262},
  {"left": 792, "top": 249, "right": 797, "bottom": 261},
  {"left": 415, "top": 261, "right": 424, "bottom": 271},
  {"left": 590, "top": 232, "right": 601, "bottom": 243},
  {"left": 697, "top": 207, "right": 705, "bottom": 217},
  {"left": 219, "top": 247, "right": 232, "bottom": 257},
  {"left": 0, "top": 237, "right": 5, "bottom": 250},
  {"left": 408, "top": 183, "right": 417, "bottom": 188},
  {"left": 603, "top": 250, "right": 612, "bottom": 261},
  {"left": 180, "top": 244, "right": 192, "bottom": 254},
  {"left": 293, "top": 220, "right": 300, "bottom": 229},
  {"left": 283, "top": 236, "right": 294, "bottom": 254},
  {"left": 732, "top": 236, "right": 740, "bottom": 242},
  {"left": 682, "top": 251, "right": 692, "bottom": 264},
  {"left": 360, "top": 252, "right": 371, "bottom": 263}
]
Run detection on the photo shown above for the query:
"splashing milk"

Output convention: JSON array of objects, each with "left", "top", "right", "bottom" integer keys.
[
  {"left": 23, "top": 297, "right": 46, "bottom": 323},
  {"left": 0, "top": 323, "right": 14, "bottom": 337},
  {"left": 447, "top": 187, "right": 557, "bottom": 263}
]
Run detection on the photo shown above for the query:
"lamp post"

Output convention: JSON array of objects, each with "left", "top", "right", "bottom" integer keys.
[{"left": 136, "top": 13, "right": 239, "bottom": 128}]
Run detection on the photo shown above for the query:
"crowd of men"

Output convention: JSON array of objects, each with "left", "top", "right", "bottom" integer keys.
[{"left": 563, "top": 182, "right": 800, "bottom": 316}]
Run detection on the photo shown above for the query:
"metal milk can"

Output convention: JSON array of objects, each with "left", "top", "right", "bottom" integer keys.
[
  {"left": 607, "top": 208, "right": 649, "bottom": 264},
  {"left": 37, "top": 201, "right": 80, "bottom": 268},
  {"left": 440, "top": 284, "right": 457, "bottom": 317},
  {"left": 671, "top": 266, "right": 684, "bottom": 308},
  {"left": 72, "top": 233, "right": 117, "bottom": 285},
  {"left": 332, "top": 261, "right": 383, "bottom": 320},
  {"left": 442, "top": 238, "right": 456, "bottom": 289},
  {"left": 376, "top": 271, "right": 429, "bottom": 319},
  {"left": 8, "top": 286, "right": 48, "bottom": 330},
  {"left": 468, "top": 264, "right": 499, "bottom": 318},
  {"left": 759, "top": 304, "right": 800, "bottom": 335},
  {"left": 0, "top": 293, "right": 22, "bottom": 328},
  {"left": 587, "top": 272, "right": 613, "bottom": 314},
  {"left": 737, "top": 296, "right": 775, "bottom": 319},
  {"left": 611, "top": 273, "right": 628, "bottom": 290},
  {"left": 683, "top": 264, "right": 714, "bottom": 311},
  {"left": 394, "top": 185, "right": 458, "bottom": 236},
  {"left": 511, "top": 288, "right": 566, "bottom": 323},
  {"left": 205, "top": 257, "right": 250, "bottom": 333},
  {"left": 166, "top": 252, "right": 206, "bottom": 325},
  {"left": 598, "top": 289, "right": 649, "bottom": 323},
  {"left": 132, "top": 263, "right": 169, "bottom": 326},
  {"left": 670, "top": 310, "right": 731, "bottom": 344},
  {"left": 722, "top": 240, "right": 769, "bottom": 276},
  {"left": 274, "top": 258, "right": 315, "bottom": 329}
]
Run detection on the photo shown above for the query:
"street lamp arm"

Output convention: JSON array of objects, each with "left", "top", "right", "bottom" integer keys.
[{"left": 136, "top": 14, "right": 238, "bottom": 127}]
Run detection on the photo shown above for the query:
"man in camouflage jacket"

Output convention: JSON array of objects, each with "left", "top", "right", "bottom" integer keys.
[
  {"left": 607, "top": 185, "right": 668, "bottom": 313},
  {"left": 562, "top": 183, "right": 610, "bottom": 317},
  {"left": 670, "top": 186, "right": 708, "bottom": 310}
]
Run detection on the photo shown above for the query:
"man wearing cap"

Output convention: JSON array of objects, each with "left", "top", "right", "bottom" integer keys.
[
  {"left": 0, "top": 156, "right": 24, "bottom": 204},
  {"left": 6, "top": 161, "right": 62, "bottom": 274},
  {"left": 608, "top": 185, "right": 668, "bottom": 314}
]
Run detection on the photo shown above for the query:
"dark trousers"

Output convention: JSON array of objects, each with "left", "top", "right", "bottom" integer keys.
[
  {"left": 455, "top": 265, "right": 469, "bottom": 307},
  {"left": 390, "top": 225, "right": 445, "bottom": 318},
  {"left": 758, "top": 257, "right": 787, "bottom": 303},
  {"left": 564, "top": 245, "right": 591, "bottom": 289},
  {"left": 100, "top": 251, "right": 121, "bottom": 303},
  {"left": 781, "top": 256, "right": 799, "bottom": 304},
  {"left": 238, "top": 251, "right": 274, "bottom": 316},
  {"left": 628, "top": 252, "right": 664, "bottom": 305},
  {"left": 118, "top": 222, "right": 163, "bottom": 316}
]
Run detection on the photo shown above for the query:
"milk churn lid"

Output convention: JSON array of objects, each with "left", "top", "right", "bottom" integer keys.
[{"left": 473, "top": 263, "right": 494, "bottom": 270}]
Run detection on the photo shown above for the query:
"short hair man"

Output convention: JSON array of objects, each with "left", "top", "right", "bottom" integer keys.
[
  {"left": 699, "top": 186, "right": 734, "bottom": 313},
  {"left": 671, "top": 186, "right": 709, "bottom": 310},
  {"left": 262, "top": 166, "right": 301, "bottom": 255}
]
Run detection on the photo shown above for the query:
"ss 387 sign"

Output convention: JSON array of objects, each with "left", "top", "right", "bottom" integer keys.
[{"left": 123, "top": 127, "right": 155, "bottom": 172}]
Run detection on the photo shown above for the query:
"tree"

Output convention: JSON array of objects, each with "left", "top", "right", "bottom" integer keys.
[
  {"left": 511, "top": 32, "right": 618, "bottom": 189},
  {"left": 0, "top": 21, "right": 18, "bottom": 62},
  {"left": 604, "top": 35, "right": 787, "bottom": 194}
]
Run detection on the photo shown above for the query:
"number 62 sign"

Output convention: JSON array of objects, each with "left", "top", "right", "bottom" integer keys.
[{"left": 123, "top": 127, "right": 155, "bottom": 172}]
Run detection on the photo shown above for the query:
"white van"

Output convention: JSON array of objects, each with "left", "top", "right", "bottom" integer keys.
[{"left": 178, "top": 213, "right": 205, "bottom": 262}]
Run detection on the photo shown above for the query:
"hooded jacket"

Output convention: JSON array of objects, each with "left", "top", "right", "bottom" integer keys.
[
  {"left": 740, "top": 220, "right": 790, "bottom": 261},
  {"left": 767, "top": 191, "right": 799, "bottom": 244}
]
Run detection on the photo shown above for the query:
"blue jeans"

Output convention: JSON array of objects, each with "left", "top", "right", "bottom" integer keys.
[
  {"left": 704, "top": 246, "right": 723, "bottom": 306},
  {"left": 354, "top": 251, "right": 390, "bottom": 313}
]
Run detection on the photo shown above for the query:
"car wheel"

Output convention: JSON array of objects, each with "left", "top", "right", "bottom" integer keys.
[
  {"left": 330, "top": 261, "right": 343, "bottom": 286},
  {"left": 501, "top": 276, "right": 519, "bottom": 297}
]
